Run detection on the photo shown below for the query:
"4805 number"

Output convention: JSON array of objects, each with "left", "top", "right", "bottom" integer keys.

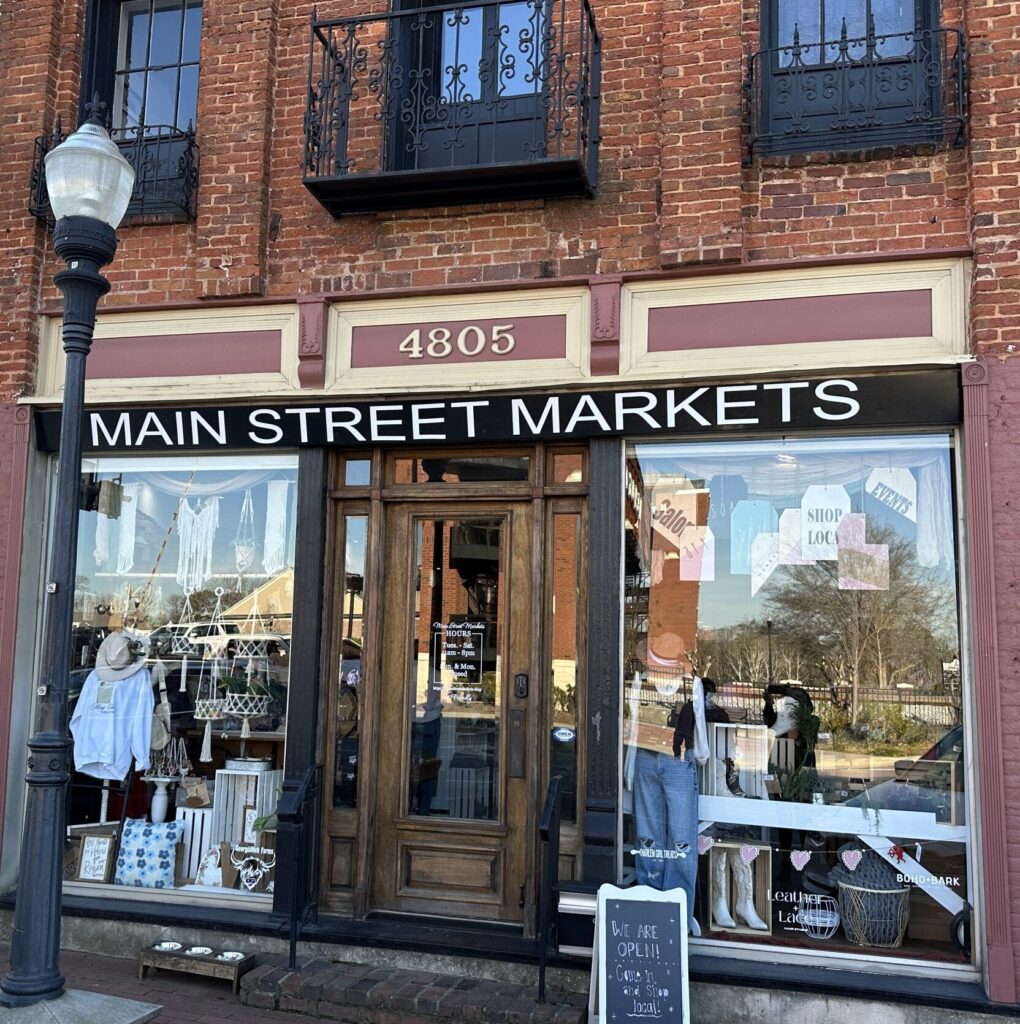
[{"left": 398, "top": 323, "right": 516, "bottom": 359}]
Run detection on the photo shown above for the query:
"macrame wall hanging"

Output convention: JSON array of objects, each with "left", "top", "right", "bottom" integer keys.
[
  {"left": 262, "top": 480, "right": 289, "bottom": 576},
  {"left": 176, "top": 496, "right": 221, "bottom": 595}
]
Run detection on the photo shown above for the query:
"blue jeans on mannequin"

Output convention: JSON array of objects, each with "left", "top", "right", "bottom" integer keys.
[{"left": 633, "top": 749, "right": 698, "bottom": 930}]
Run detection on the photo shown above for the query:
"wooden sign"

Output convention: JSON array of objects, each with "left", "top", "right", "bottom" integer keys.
[{"left": 591, "top": 884, "right": 689, "bottom": 1024}]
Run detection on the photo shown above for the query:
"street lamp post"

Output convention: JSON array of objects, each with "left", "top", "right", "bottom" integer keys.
[{"left": 0, "top": 113, "right": 134, "bottom": 1008}]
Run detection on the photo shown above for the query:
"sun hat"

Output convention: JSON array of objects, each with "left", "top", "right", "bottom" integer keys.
[{"left": 95, "top": 631, "right": 148, "bottom": 682}]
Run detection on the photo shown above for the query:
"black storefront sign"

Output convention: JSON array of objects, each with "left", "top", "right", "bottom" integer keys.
[{"left": 35, "top": 371, "right": 960, "bottom": 453}]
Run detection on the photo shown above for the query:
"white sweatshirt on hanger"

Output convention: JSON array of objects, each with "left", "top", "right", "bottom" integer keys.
[{"left": 70, "top": 666, "right": 153, "bottom": 780}]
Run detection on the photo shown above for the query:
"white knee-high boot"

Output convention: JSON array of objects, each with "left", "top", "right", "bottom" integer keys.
[
  {"left": 730, "top": 850, "right": 768, "bottom": 931},
  {"left": 711, "top": 849, "right": 736, "bottom": 928}
]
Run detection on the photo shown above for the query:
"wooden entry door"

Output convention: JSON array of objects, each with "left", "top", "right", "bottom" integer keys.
[{"left": 372, "top": 502, "right": 533, "bottom": 922}]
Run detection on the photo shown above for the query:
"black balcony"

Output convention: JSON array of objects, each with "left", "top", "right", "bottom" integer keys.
[
  {"left": 29, "top": 121, "right": 199, "bottom": 225},
  {"left": 303, "top": 0, "right": 601, "bottom": 216},
  {"left": 745, "top": 25, "right": 967, "bottom": 160}
]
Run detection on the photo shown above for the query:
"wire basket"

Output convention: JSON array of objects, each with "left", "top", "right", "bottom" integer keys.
[
  {"left": 233, "top": 639, "right": 268, "bottom": 659},
  {"left": 194, "top": 698, "right": 225, "bottom": 721},
  {"left": 223, "top": 692, "right": 270, "bottom": 718},
  {"left": 796, "top": 894, "right": 840, "bottom": 940},
  {"left": 838, "top": 882, "right": 910, "bottom": 948}
]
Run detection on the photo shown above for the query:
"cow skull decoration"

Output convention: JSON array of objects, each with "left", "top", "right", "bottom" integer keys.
[{"left": 230, "top": 845, "right": 276, "bottom": 891}]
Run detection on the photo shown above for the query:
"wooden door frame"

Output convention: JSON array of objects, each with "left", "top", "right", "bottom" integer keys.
[
  {"left": 372, "top": 500, "right": 535, "bottom": 922},
  {"left": 317, "top": 444, "right": 592, "bottom": 928}
]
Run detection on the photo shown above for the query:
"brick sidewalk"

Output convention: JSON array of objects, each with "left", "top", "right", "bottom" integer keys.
[
  {"left": 0, "top": 946, "right": 312, "bottom": 1024},
  {"left": 0, "top": 946, "right": 585, "bottom": 1023}
]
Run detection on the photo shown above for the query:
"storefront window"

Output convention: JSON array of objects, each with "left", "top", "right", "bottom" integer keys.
[
  {"left": 68, "top": 454, "right": 298, "bottom": 899},
  {"left": 622, "top": 435, "right": 970, "bottom": 963}
]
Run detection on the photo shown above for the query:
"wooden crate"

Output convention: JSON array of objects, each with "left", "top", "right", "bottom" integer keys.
[
  {"left": 210, "top": 768, "right": 283, "bottom": 847},
  {"left": 176, "top": 807, "right": 215, "bottom": 882}
]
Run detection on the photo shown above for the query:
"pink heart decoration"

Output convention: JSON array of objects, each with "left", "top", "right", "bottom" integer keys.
[
  {"left": 696, "top": 835, "right": 714, "bottom": 856},
  {"left": 841, "top": 849, "right": 863, "bottom": 872},
  {"left": 790, "top": 850, "right": 811, "bottom": 872},
  {"left": 739, "top": 845, "right": 759, "bottom": 866}
]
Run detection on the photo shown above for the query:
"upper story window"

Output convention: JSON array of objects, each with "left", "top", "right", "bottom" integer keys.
[
  {"left": 72, "top": 0, "right": 202, "bottom": 219},
  {"left": 746, "top": 0, "right": 967, "bottom": 159},
  {"left": 112, "top": 0, "right": 202, "bottom": 135}
]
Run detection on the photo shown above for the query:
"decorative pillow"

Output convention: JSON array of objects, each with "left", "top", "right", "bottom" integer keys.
[{"left": 114, "top": 818, "right": 183, "bottom": 889}]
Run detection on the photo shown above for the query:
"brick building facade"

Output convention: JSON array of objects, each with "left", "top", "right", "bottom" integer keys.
[{"left": 1, "top": 0, "right": 1019, "bottom": 1012}]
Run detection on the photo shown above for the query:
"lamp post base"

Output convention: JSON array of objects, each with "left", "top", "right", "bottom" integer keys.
[{"left": 0, "top": 989, "right": 161, "bottom": 1022}]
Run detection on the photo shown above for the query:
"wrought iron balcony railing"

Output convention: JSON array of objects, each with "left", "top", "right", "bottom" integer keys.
[
  {"left": 745, "top": 25, "right": 967, "bottom": 160},
  {"left": 304, "top": 0, "right": 601, "bottom": 215},
  {"left": 29, "top": 120, "right": 199, "bottom": 224}
]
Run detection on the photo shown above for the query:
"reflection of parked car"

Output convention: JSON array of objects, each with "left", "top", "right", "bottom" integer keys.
[
  {"left": 843, "top": 725, "right": 964, "bottom": 823},
  {"left": 148, "top": 621, "right": 240, "bottom": 657}
]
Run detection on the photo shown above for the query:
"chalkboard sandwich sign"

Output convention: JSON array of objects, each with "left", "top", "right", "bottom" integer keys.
[{"left": 591, "top": 884, "right": 690, "bottom": 1023}]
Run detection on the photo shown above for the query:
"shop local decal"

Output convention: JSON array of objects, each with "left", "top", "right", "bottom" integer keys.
[{"left": 800, "top": 485, "right": 851, "bottom": 560}]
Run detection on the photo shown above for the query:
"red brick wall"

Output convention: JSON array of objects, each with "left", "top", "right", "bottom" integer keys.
[{"left": 4, "top": 0, "right": 990, "bottom": 321}]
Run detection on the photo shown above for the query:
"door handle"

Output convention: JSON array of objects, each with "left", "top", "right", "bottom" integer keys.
[{"left": 508, "top": 708, "right": 526, "bottom": 778}]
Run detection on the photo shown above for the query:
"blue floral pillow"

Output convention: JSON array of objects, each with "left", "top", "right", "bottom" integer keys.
[{"left": 114, "top": 818, "right": 183, "bottom": 889}]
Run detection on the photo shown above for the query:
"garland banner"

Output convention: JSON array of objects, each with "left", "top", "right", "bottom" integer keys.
[{"left": 35, "top": 371, "right": 961, "bottom": 453}]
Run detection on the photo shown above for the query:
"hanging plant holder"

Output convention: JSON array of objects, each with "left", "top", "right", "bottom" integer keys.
[{"left": 224, "top": 691, "right": 270, "bottom": 740}]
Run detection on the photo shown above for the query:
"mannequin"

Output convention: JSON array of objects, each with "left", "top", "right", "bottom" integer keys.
[{"left": 631, "top": 676, "right": 709, "bottom": 934}]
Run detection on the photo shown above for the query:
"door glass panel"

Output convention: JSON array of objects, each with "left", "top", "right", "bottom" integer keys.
[
  {"left": 333, "top": 515, "right": 367, "bottom": 809},
  {"left": 549, "top": 512, "right": 579, "bottom": 822},
  {"left": 551, "top": 452, "right": 584, "bottom": 484},
  {"left": 393, "top": 455, "right": 530, "bottom": 484},
  {"left": 344, "top": 459, "right": 372, "bottom": 486},
  {"left": 408, "top": 517, "right": 503, "bottom": 820}
]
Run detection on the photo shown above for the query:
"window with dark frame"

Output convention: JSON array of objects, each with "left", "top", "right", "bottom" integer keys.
[
  {"left": 747, "top": 0, "right": 966, "bottom": 159},
  {"left": 82, "top": 0, "right": 202, "bottom": 218},
  {"left": 112, "top": 0, "right": 202, "bottom": 136}
]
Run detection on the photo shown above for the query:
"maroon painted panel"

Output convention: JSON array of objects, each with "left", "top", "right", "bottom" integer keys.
[
  {"left": 647, "top": 289, "right": 933, "bottom": 352},
  {"left": 86, "top": 330, "right": 282, "bottom": 379},
  {"left": 350, "top": 314, "right": 566, "bottom": 368}
]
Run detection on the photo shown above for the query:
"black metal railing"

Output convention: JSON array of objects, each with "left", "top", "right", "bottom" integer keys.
[
  {"left": 303, "top": 0, "right": 600, "bottom": 211},
  {"left": 276, "top": 763, "right": 323, "bottom": 971},
  {"left": 29, "top": 119, "right": 199, "bottom": 224},
  {"left": 746, "top": 24, "right": 967, "bottom": 159},
  {"left": 536, "top": 774, "right": 562, "bottom": 1002}
]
